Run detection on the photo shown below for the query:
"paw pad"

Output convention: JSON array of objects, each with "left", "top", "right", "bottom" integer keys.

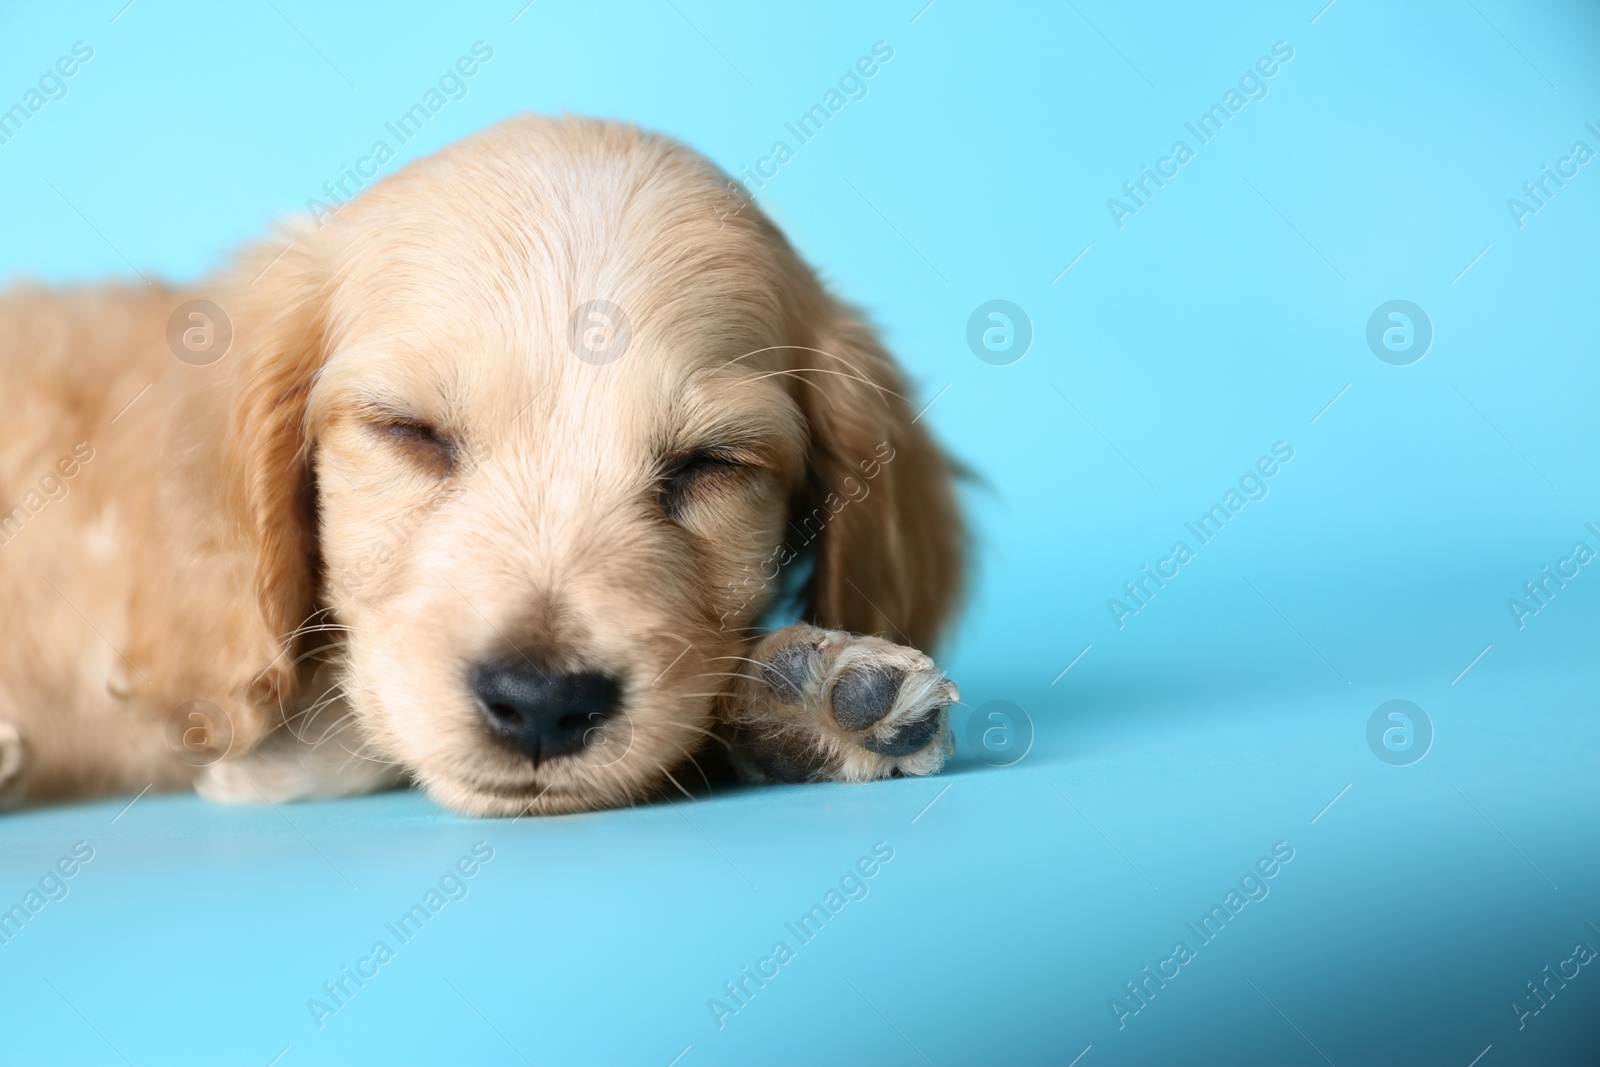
[
  {"left": 830, "top": 666, "right": 902, "bottom": 731},
  {"left": 739, "top": 625, "right": 956, "bottom": 783},
  {"left": 763, "top": 644, "right": 816, "bottom": 704},
  {"left": 862, "top": 712, "right": 943, "bottom": 756}
]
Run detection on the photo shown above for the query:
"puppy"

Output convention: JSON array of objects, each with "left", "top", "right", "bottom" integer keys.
[{"left": 0, "top": 115, "right": 964, "bottom": 816}]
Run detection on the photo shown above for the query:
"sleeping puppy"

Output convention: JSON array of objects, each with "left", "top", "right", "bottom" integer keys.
[{"left": 0, "top": 115, "right": 964, "bottom": 816}]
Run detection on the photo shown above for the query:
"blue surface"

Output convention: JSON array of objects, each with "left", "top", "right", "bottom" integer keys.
[{"left": 3, "top": 1, "right": 1599, "bottom": 1063}]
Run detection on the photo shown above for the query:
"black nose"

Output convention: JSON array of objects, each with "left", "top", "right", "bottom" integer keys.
[{"left": 470, "top": 663, "right": 621, "bottom": 762}]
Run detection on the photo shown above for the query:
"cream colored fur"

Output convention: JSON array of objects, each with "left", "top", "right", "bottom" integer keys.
[{"left": 0, "top": 115, "right": 963, "bottom": 816}]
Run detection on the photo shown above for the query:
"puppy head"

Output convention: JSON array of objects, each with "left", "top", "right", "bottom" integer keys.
[{"left": 217, "top": 116, "right": 962, "bottom": 814}]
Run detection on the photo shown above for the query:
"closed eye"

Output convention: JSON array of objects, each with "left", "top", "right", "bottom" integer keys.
[
  {"left": 370, "top": 418, "right": 457, "bottom": 475},
  {"left": 657, "top": 447, "right": 748, "bottom": 515}
]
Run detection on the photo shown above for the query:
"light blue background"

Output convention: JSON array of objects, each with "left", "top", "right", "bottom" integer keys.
[{"left": 1, "top": 1, "right": 1598, "bottom": 1063}]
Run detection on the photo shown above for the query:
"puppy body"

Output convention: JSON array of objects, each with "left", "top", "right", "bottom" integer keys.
[
  {"left": 0, "top": 286, "right": 184, "bottom": 799},
  {"left": 0, "top": 116, "right": 963, "bottom": 815}
]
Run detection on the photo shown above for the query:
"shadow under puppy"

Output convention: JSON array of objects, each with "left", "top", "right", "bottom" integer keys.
[{"left": 0, "top": 114, "right": 964, "bottom": 816}]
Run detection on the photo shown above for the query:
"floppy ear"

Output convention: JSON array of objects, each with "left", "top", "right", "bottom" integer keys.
[
  {"left": 789, "top": 293, "right": 965, "bottom": 651},
  {"left": 217, "top": 233, "right": 332, "bottom": 707}
]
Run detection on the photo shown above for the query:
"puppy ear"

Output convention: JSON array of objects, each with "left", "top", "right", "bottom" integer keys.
[
  {"left": 789, "top": 295, "right": 965, "bottom": 651},
  {"left": 218, "top": 233, "right": 331, "bottom": 705}
]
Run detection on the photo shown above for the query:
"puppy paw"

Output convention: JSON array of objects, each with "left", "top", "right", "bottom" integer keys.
[
  {"left": 195, "top": 752, "right": 305, "bottom": 804},
  {"left": 196, "top": 731, "right": 406, "bottom": 804},
  {"left": 0, "top": 720, "right": 27, "bottom": 794},
  {"left": 726, "top": 624, "right": 957, "bottom": 784}
]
